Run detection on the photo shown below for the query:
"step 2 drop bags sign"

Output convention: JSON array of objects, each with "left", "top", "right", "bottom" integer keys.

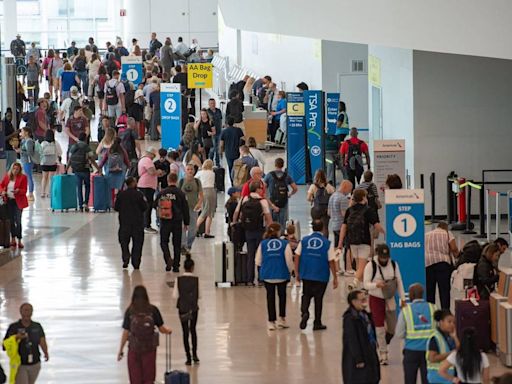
[
  {"left": 160, "top": 83, "right": 181, "bottom": 150},
  {"left": 385, "top": 189, "right": 425, "bottom": 289}
]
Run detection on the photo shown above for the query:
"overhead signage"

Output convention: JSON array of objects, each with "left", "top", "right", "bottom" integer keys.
[
  {"left": 160, "top": 83, "right": 182, "bottom": 150},
  {"left": 188, "top": 63, "right": 213, "bottom": 88}
]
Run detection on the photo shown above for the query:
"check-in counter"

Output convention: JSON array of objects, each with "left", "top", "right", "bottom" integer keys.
[{"left": 244, "top": 106, "right": 268, "bottom": 148}]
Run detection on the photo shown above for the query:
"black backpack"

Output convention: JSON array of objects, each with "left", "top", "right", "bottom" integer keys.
[
  {"left": 122, "top": 81, "right": 135, "bottom": 109},
  {"left": 270, "top": 171, "right": 288, "bottom": 208},
  {"left": 346, "top": 206, "right": 368, "bottom": 245},
  {"left": 105, "top": 81, "right": 119, "bottom": 106},
  {"left": 347, "top": 139, "right": 364, "bottom": 170},
  {"left": 69, "top": 144, "right": 89, "bottom": 172},
  {"left": 363, "top": 183, "right": 379, "bottom": 211},
  {"left": 120, "top": 130, "right": 137, "bottom": 160},
  {"left": 313, "top": 186, "right": 330, "bottom": 213},
  {"left": 241, "top": 197, "right": 264, "bottom": 231},
  {"left": 74, "top": 57, "right": 86, "bottom": 72},
  {"left": 68, "top": 98, "right": 81, "bottom": 118}
]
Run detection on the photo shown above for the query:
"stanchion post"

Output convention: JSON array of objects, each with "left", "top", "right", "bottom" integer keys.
[
  {"left": 463, "top": 184, "right": 476, "bottom": 234},
  {"left": 430, "top": 172, "right": 437, "bottom": 223},
  {"left": 486, "top": 189, "right": 491, "bottom": 242},
  {"left": 420, "top": 174, "right": 424, "bottom": 189},
  {"left": 477, "top": 187, "right": 486, "bottom": 238},
  {"left": 496, "top": 193, "right": 500, "bottom": 241}
]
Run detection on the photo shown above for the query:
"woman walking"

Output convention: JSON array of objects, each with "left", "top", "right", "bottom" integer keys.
[
  {"left": 426, "top": 309, "right": 459, "bottom": 384},
  {"left": 87, "top": 53, "right": 101, "bottom": 99},
  {"left": 307, "top": 169, "right": 335, "bottom": 237},
  {"left": 98, "top": 138, "right": 130, "bottom": 197},
  {"left": 255, "top": 222, "right": 294, "bottom": 330},
  {"left": 440, "top": 327, "right": 490, "bottom": 384},
  {"left": 195, "top": 159, "right": 217, "bottom": 238},
  {"left": 0, "top": 163, "right": 29, "bottom": 249},
  {"left": 17, "top": 127, "right": 36, "bottom": 201},
  {"left": 40, "top": 129, "right": 62, "bottom": 198},
  {"left": 342, "top": 290, "right": 380, "bottom": 384},
  {"left": 194, "top": 109, "right": 215, "bottom": 161},
  {"left": 117, "top": 285, "right": 172, "bottom": 384}
]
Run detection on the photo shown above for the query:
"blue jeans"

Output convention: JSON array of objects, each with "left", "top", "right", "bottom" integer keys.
[
  {"left": 77, "top": 71, "right": 88, "bottom": 94},
  {"left": 75, "top": 171, "right": 91, "bottom": 208},
  {"left": 226, "top": 157, "right": 236, "bottom": 182},
  {"left": 271, "top": 203, "right": 288, "bottom": 229},
  {"left": 182, "top": 209, "right": 198, "bottom": 250},
  {"left": 22, "top": 162, "right": 34, "bottom": 193}
]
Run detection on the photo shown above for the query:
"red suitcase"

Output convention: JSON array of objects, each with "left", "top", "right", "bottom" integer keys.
[
  {"left": 455, "top": 300, "right": 491, "bottom": 351},
  {"left": 138, "top": 120, "right": 145, "bottom": 140}
]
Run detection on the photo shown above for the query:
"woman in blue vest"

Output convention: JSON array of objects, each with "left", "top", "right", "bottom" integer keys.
[
  {"left": 255, "top": 222, "right": 294, "bottom": 331},
  {"left": 426, "top": 309, "right": 458, "bottom": 384}
]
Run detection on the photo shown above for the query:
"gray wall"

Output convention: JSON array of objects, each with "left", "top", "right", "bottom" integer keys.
[
  {"left": 413, "top": 51, "right": 512, "bottom": 216},
  {"left": 322, "top": 40, "right": 369, "bottom": 129}
]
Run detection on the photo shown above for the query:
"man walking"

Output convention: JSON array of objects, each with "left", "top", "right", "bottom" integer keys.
[
  {"left": 263, "top": 157, "right": 298, "bottom": 228},
  {"left": 220, "top": 116, "right": 244, "bottom": 179},
  {"left": 339, "top": 127, "right": 370, "bottom": 187},
  {"left": 155, "top": 173, "right": 190, "bottom": 272},
  {"left": 178, "top": 164, "right": 203, "bottom": 256},
  {"left": 102, "top": 70, "right": 126, "bottom": 120},
  {"left": 4, "top": 303, "right": 49, "bottom": 384},
  {"left": 114, "top": 177, "right": 148, "bottom": 269},
  {"left": 396, "top": 283, "right": 436, "bottom": 384},
  {"left": 207, "top": 98, "right": 223, "bottom": 166},
  {"left": 295, "top": 219, "right": 338, "bottom": 331},
  {"left": 137, "top": 147, "right": 163, "bottom": 234}
]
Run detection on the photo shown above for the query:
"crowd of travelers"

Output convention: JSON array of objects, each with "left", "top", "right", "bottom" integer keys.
[{"left": 0, "top": 33, "right": 511, "bottom": 384}]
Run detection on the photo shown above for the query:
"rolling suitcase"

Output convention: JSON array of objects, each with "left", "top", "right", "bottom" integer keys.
[
  {"left": 0, "top": 218, "right": 10, "bottom": 248},
  {"left": 234, "top": 251, "right": 249, "bottom": 285},
  {"left": 455, "top": 299, "right": 491, "bottom": 351},
  {"left": 164, "top": 334, "right": 190, "bottom": 384},
  {"left": 51, "top": 174, "right": 78, "bottom": 212},
  {"left": 214, "top": 167, "right": 225, "bottom": 192},
  {"left": 214, "top": 241, "right": 235, "bottom": 286},
  {"left": 138, "top": 120, "right": 145, "bottom": 140},
  {"left": 91, "top": 174, "right": 111, "bottom": 212}
]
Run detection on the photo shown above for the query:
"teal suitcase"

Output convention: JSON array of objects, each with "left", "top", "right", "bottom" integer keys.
[{"left": 51, "top": 174, "right": 78, "bottom": 212}]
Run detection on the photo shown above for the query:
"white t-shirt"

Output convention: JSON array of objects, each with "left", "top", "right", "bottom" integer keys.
[
  {"left": 7, "top": 181, "right": 15, "bottom": 199},
  {"left": 195, "top": 170, "right": 215, "bottom": 189},
  {"left": 446, "top": 351, "right": 489, "bottom": 383}
]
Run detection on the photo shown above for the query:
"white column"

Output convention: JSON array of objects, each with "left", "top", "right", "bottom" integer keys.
[
  {"left": 4, "top": 0, "right": 18, "bottom": 53},
  {"left": 123, "top": 0, "right": 152, "bottom": 49}
]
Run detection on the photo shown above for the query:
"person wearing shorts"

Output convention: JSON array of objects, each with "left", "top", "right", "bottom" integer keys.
[{"left": 338, "top": 188, "right": 384, "bottom": 290}]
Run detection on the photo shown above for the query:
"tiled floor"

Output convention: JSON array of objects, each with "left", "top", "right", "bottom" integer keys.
[{"left": 0, "top": 155, "right": 510, "bottom": 383}]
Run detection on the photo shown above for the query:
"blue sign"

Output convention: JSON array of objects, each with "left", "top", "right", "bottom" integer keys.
[
  {"left": 121, "top": 57, "right": 143, "bottom": 86},
  {"left": 385, "top": 189, "right": 425, "bottom": 289},
  {"left": 286, "top": 92, "right": 306, "bottom": 185},
  {"left": 160, "top": 83, "right": 182, "bottom": 150},
  {"left": 326, "top": 93, "right": 340, "bottom": 136},
  {"left": 304, "top": 90, "right": 324, "bottom": 177}
]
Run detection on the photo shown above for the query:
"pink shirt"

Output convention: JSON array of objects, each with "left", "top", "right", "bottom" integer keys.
[{"left": 137, "top": 156, "right": 158, "bottom": 189}]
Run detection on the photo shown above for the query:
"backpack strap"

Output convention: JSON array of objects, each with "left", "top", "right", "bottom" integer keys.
[{"left": 371, "top": 260, "right": 377, "bottom": 281}]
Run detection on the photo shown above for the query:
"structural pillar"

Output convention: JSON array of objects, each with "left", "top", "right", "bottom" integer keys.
[{"left": 4, "top": 0, "right": 18, "bottom": 52}]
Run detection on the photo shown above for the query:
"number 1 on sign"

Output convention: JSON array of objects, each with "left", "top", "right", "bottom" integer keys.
[
  {"left": 401, "top": 217, "right": 407, "bottom": 233},
  {"left": 393, "top": 213, "right": 417, "bottom": 237}
]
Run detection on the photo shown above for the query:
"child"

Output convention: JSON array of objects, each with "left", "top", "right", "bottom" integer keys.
[
  {"left": 154, "top": 148, "right": 170, "bottom": 190},
  {"left": 284, "top": 222, "right": 300, "bottom": 286},
  {"left": 173, "top": 257, "right": 200, "bottom": 365}
]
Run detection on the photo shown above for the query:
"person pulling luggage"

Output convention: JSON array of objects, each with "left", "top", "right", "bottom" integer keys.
[
  {"left": 295, "top": 219, "right": 338, "bottom": 331},
  {"left": 154, "top": 173, "right": 190, "bottom": 272},
  {"left": 255, "top": 222, "right": 294, "bottom": 330},
  {"left": 395, "top": 283, "right": 436, "bottom": 384}
]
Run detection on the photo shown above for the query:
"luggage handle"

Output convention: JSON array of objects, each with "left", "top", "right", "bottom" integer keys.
[{"left": 166, "top": 333, "right": 171, "bottom": 372}]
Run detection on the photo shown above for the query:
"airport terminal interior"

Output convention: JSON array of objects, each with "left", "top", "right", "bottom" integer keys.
[{"left": 0, "top": 1, "right": 512, "bottom": 383}]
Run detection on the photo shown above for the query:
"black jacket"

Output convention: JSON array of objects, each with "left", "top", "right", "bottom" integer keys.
[
  {"left": 154, "top": 185, "right": 190, "bottom": 225},
  {"left": 114, "top": 187, "right": 147, "bottom": 227},
  {"left": 475, "top": 255, "right": 499, "bottom": 300},
  {"left": 342, "top": 307, "right": 380, "bottom": 384},
  {"left": 226, "top": 98, "right": 244, "bottom": 123}
]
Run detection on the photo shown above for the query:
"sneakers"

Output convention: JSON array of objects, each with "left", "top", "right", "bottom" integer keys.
[
  {"left": 144, "top": 227, "right": 158, "bottom": 234},
  {"left": 192, "top": 355, "right": 200, "bottom": 364},
  {"left": 203, "top": 234, "right": 215, "bottom": 239},
  {"left": 10, "top": 240, "right": 16, "bottom": 248},
  {"left": 277, "top": 318, "right": 289, "bottom": 329},
  {"left": 313, "top": 323, "right": 327, "bottom": 331},
  {"left": 379, "top": 352, "right": 389, "bottom": 365},
  {"left": 17, "top": 241, "right": 24, "bottom": 249},
  {"left": 267, "top": 321, "right": 276, "bottom": 331},
  {"left": 348, "top": 278, "right": 360, "bottom": 292},
  {"left": 122, "top": 262, "right": 129, "bottom": 269},
  {"left": 299, "top": 313, "right": 309, "bottom": 330}
]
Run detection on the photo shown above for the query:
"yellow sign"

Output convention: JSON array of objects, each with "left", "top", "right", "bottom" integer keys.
[
  {"left": 287, "top": 102, "right": 304, "bottom": 116},
  {"left": 368, "top": 55, "right": 381, "bottom": 87},
  {"left": 187, "top": 63, "right": 213, "bottom": 89}
]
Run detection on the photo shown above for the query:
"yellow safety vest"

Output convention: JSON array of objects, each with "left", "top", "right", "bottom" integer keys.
[
  {"left": 403, "top": 302, "right": 436, "bottom": 339},
  {"left": 2, "top": 335, "right": 20, "bottom": 384}
]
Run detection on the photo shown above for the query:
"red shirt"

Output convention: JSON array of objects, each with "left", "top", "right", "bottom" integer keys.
[
  {"left": 66, "top": 116, "right": 89, "bottom": 145},
  {"left": 241, "top": 179, "right": 266, "bottom": 198},
  {"left": 340, "top": 137, "right": 368, "bottom": 155}
]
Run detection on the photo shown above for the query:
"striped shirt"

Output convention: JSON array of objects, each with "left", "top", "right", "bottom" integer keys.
[
  {"left": 327, "top": 191, "right": 351, "bottom": 232},
  {"left": 425, "top": 228, "right": 455, "bottom": 267}
]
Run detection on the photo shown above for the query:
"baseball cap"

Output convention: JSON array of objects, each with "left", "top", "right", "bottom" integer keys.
[
  {"left": 227, "top": 187, "right": 241, "bottom": 196},
  {"left": 70, "top": 86, "right": 79, "bottom": 94},
  {"left": 135, "top": 89, "right": 144, "bottom": 99},
  {"left": 144, "top": 146, "right": 158, "bottom": 156}
]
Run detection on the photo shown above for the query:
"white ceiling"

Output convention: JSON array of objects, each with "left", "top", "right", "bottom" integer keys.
[{"left": 219, "top": 0, "right": 512, "bottom": 60}]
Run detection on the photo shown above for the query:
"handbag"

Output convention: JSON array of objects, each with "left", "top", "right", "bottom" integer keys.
[{"left": 377, "top": 263, "right": 398, "bottom": 299}]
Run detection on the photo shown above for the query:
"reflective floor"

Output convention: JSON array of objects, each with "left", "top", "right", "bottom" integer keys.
[{"left": 0, "top": 152, "right": 510, "bottom": 384}]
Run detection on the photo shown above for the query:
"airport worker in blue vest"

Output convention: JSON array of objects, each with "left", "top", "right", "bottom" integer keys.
[
  {"left": 295, "top": 219, "right": 338, "bottom": 331},
  {"left": 395, "top": 283, "right": 436, "bottom": 384},
  {"left": 256, "top": 222, "right": 294, "bottom": 331}
]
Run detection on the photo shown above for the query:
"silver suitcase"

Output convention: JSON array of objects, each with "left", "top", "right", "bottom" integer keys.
[{"left": 214, "top": 241, "right": 234, "bottom": 286}]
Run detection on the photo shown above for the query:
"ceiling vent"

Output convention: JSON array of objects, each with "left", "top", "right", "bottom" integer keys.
[{"left": 351, "top": 60, "right": 365, "bottom": 73}]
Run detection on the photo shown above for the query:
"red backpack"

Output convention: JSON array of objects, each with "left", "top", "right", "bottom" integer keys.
[{"left": 158, "top": 197, "right": 173, "bottom": 219}]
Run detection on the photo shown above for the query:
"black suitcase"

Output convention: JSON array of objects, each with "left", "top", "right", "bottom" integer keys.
[
  {"left": 455, "top": 300, "right": 491, "bottom": 351},
  {"left": 0, "top": 219, "right": 10, "bottom": 248},
  {"left": 234, "top": 251, "right": 249, "bottom": 285},
  {"left": 214, "top": 167, "right": 225, "bottom": 192}
]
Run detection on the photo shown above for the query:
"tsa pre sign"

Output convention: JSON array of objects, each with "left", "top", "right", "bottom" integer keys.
[
  {"left": 121, "top": 56, "right": 143, "bottom": 86},
  {"left": 304, "top": 90, "right": 324, "bottom": 175},
  {"left": 188, "top": 63, "right": 213, "bottom": 88},
  {"left": 160, "top": 83, "right": 181, "bottom": 149},
  {"left": 385, "top": 189, "right": 425, "bottom": 289}
]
